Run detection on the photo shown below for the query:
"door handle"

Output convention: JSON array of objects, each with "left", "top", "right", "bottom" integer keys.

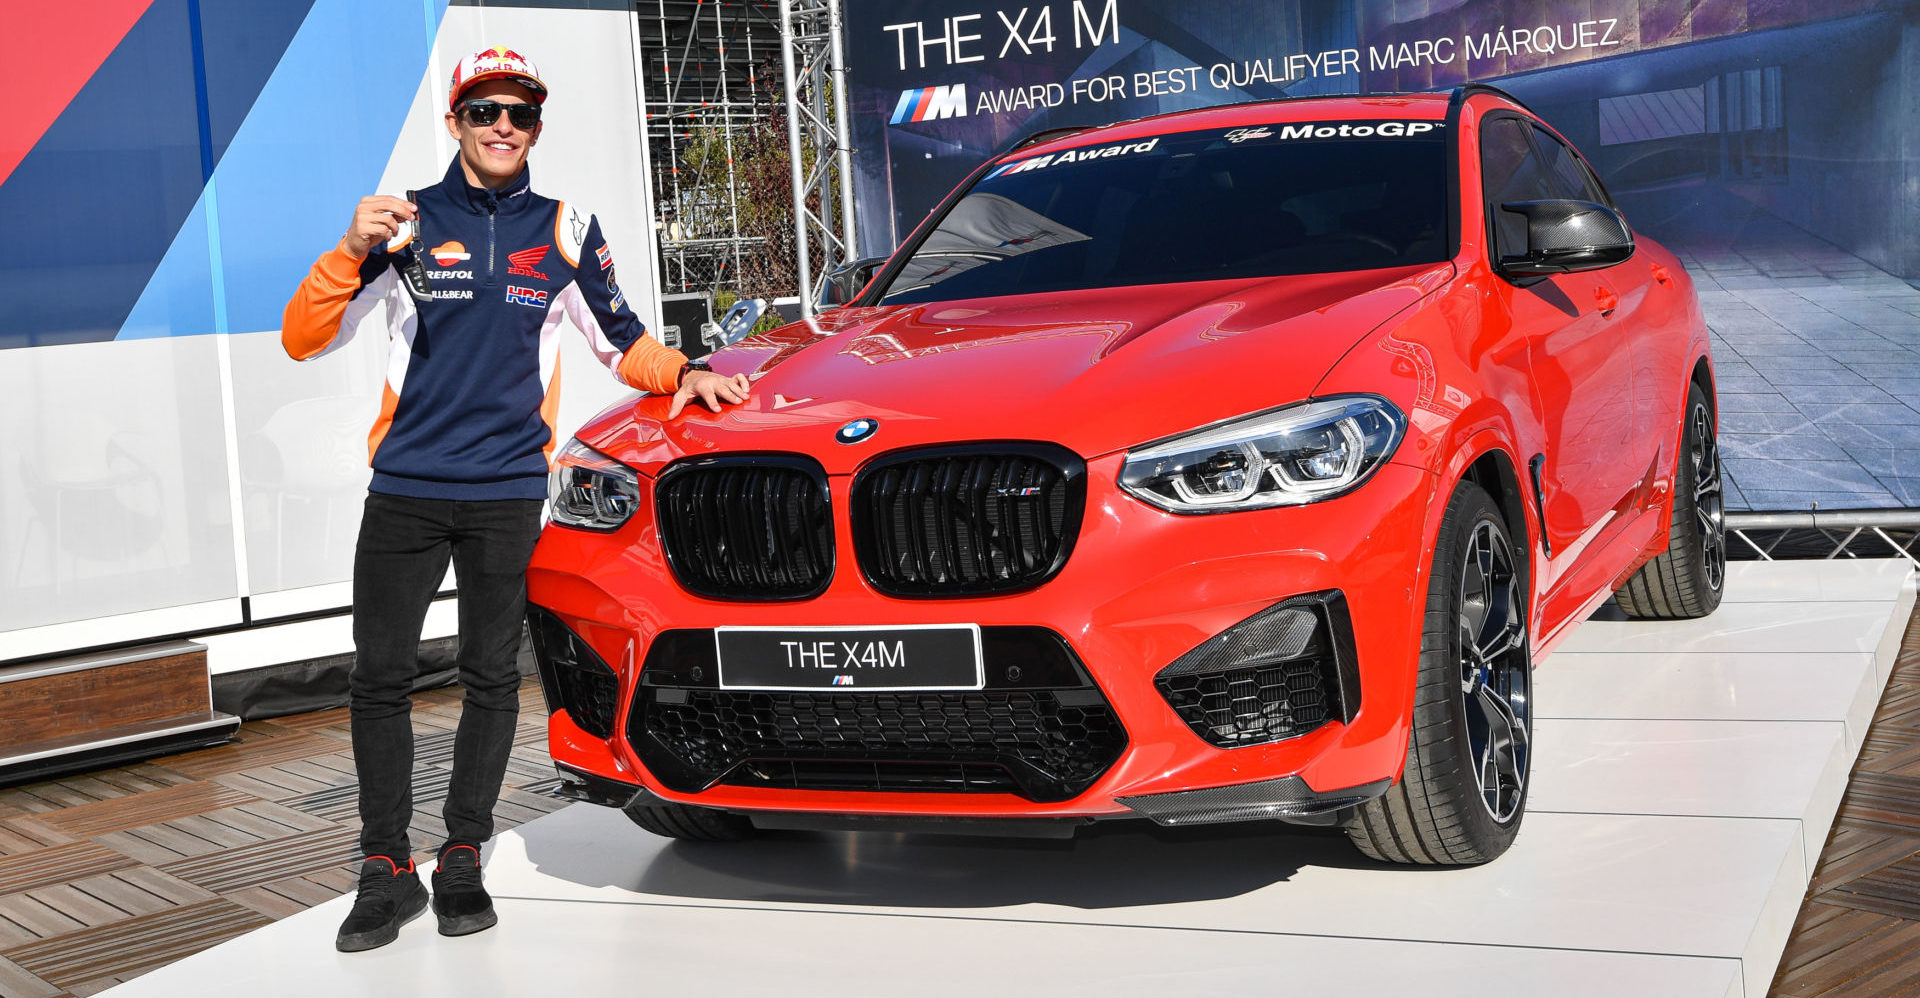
[
  {"left": 1595, "top": 284, "right": 1619, "bottom": 317},
  {"left": 1651, "top": 263, "right": 1673, "bottom": 286}
]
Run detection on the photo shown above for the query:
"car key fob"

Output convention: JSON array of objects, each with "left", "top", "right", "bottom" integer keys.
[{"left": 396, "top": 189, "right": 433, "bottom": 303}]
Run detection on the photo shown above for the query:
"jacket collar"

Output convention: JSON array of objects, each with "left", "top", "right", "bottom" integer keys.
[{"left": 440, "top": 156, "right": 534, "bottom": 215}]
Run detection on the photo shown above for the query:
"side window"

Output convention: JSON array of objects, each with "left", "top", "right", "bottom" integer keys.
[
  {"left": 1479, "top": 116, "right": 1551, "bottom": 262},
  {"left": 1530, "top": 124, "right": 1605, "bottom": 202}
]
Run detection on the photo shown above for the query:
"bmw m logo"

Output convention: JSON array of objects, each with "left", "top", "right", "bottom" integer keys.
[{"left": 836, "top": 419, "right": 879, "bottom": 444}]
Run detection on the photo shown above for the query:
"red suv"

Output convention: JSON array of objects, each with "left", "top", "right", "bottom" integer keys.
[{"left": 527, "top": 86, "right": 1722, "bottom": 865}]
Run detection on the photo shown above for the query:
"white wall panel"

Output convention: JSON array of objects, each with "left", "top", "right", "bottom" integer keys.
[
  {"left": 0, "top": 336, "right": 241, "bottom": 631},
  {"left": 227, "top": 325, "right": 384, "bottom": 596}
]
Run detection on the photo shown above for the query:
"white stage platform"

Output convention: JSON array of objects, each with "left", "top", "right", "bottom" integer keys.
[{"left": 102, "top": 560, "right": 1915, "bottom": 998}]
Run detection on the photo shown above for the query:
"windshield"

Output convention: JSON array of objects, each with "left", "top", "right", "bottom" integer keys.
[{"left": 877, "top": 120, "right": 1451, "bottom": 305}]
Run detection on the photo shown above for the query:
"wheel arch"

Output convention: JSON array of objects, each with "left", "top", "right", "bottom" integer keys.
[
  {"left": 1689, "top": 355, "right": 1716, "bottom": 418},
  {"left": 1423, "top": 431, "right": 1542, "bottom": 647},
  {"left": 1457, "top": 446, "right": 1534, "bottom": 605}
]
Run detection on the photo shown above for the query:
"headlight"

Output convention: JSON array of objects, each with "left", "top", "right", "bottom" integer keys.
[
  {"left": 549, "top": 438, "right": 642, "bottom": 531},
  {"left": 1119, "top": 396, "right": 1406, "bottom": 514}
]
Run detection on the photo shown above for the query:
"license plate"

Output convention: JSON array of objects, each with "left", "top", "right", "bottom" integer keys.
[{"left": 714, "top": 624, "right": 984, "bottom": 691}]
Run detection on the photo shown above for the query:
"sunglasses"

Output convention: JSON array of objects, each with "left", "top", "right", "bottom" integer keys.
[{"left": 457, "top": 99, "right": 542, "bottom": 129}]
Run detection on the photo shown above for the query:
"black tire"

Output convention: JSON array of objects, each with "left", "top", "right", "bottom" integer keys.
[
  {"left": 1345, "top": 481, "right": 1532, "bottom": 865},
  {"left": 1615, "top": 383, "right": 1725, "bottom": 620},
  {"left": 623, "top": 800, "right": 755, "bottom": 841}
]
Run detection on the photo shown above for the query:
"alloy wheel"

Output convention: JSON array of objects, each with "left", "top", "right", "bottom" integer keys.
[
  {"left": 1691, "top": 402, "right": 1726, "bottom": 593},
  {"left": 1456, "top": 519, "right": 1530, "bottom": 823}
]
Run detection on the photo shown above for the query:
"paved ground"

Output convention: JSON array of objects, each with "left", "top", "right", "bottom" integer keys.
[{"left": 1629, "top": 186, "right": 1920, "bottom": 511}]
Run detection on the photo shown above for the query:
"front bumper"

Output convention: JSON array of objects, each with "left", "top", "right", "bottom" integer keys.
[{"left": 526, "top": 454, "right": 1438, "bottom": 820}]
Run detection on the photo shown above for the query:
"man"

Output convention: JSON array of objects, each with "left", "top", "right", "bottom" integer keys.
[{"left": 281, "top": 46, "right": 750, "bottom": 952}]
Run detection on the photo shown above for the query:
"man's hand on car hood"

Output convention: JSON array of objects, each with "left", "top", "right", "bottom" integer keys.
[{"left": 668, "top": 370, "right": 753, "bottom": 419}]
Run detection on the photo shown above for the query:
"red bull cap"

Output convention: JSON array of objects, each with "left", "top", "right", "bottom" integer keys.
[{"left": 449, "top": 46, "right": 547, "bottom": 110}]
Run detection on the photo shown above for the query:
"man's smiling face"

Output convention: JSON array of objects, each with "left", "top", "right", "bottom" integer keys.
[{"left": 445, "top": 79, "right": 543, "bottom": 189}]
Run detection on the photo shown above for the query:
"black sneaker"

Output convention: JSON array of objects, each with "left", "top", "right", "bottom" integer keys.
[
  {"left": 431, "top": 844, "right": 497, "bottom": 936},
  {"left": 335, "top": 856, "right": 428, "bottom": 952}
]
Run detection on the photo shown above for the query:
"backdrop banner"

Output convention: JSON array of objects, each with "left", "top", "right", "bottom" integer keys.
[{"left": 845, "top": 0, "right": 1920, "bottom": 513}]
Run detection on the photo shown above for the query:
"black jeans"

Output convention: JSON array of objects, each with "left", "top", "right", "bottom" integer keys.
[{"left": 350, "top": 492, "right": 544, "bottom": 860}]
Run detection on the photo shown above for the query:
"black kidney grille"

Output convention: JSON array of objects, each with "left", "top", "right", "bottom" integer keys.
[
  {"left": 854, "top": 446, "right": 1084, "bottom": 596},
  {"left": 634, "top": 688, "right": 1123, "bottom": 802},
  {"left": 656, "top": 459, "right": 832, "bottom": 600}
]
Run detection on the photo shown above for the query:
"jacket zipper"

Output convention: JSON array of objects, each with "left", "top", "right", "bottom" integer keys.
[{"left": 486, "top": 202, "right": 497, "bottom": 286}]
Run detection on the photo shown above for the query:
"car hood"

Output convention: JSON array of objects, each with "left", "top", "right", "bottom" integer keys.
[{"left": 582, "top": 263, "right": 1451, "bottom": 475}]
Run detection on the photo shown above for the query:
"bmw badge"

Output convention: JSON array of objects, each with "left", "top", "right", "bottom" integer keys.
[{"left": 836, "top": 418, "right": 879, "bottom": 444}]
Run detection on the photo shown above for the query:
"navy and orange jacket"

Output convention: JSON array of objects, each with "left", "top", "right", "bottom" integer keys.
[{"left": 282, "top": 159, "right": 684, "bottom": 501}]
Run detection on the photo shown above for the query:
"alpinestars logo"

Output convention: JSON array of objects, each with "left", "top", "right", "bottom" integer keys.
[
  {"left": 507, "top": 246, "right": 550, "bottom": 280},
  {"left": 891, "top": 84, "right": 967, "bottom": 125},
  {"left": 505, "top": 285, "right": 548, "bottom": 307}
]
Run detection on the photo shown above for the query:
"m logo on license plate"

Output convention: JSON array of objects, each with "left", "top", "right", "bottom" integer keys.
[{"left": 714, "top": 624, "right": 984, "bottom": 691}]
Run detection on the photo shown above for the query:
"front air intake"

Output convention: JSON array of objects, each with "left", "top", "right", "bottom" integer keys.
[
  {"left": 525, "top": 605, "right": 620, "bottom": 739},
  {"left": 1155, "top": 591, "right": 1361, "bottom": 748},
  {"left": 628, "top": 627, "right": 1127, "bottom": 802}
]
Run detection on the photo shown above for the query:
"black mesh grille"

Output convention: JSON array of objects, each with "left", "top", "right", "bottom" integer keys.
[
  {"left": 1155, "top": 595, "right": 1357, "bottom": 748},
  {"left": 1159, "top": 660, "right": 1335, "bottom": 746},
  {"left": 852, "top": 444, "right": 1085, "bottom": 597},
  {"left": 726, "top": 759, "right": 1021, "bottom": 794},
  {"left": 526, "top": 606, "right": 620, "bottom": 739},
  {"left": 655, "top": 457, "right": 833, "bottom": 600},
  {"left": 628, "top": 627, "right": 1125, "bottom": 802},
  {"left": 637, "top": 689, "right": 1120, "bottom": 802}
]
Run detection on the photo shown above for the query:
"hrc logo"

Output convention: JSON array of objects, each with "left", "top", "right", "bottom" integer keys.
[
  {"left": 505, "top": 285, "right": 548, "bottom": 307},
  {"left": 890, "top": 84, "right": 967, "bottom": 125}
]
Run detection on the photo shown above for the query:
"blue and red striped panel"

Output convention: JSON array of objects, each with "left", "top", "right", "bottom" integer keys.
[{"left": 0, "top": 0, "right": 445, "bottom": 349}]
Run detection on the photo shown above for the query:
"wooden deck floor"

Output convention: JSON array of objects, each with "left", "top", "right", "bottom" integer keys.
[
  {"left": 0, "top": 681, "right": 564, "bottom": 998},
  {"left": 4, "top": 613, "right": 1920, "bottom": 995},
  {"left": 1771, "top": 609, "right": 1920, "bottom": 997}
]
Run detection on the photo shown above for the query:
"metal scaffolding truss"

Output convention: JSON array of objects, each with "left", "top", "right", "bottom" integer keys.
[
  {"left": 777, "top": 0, "right": 856, "bottom": 315},
  {"left": 637, "top": 0, "right": 855, "bottom": 311},
  {"left": 1726, "top": 510, "right": 1920, "bottom": 567},
  {"left": 645, "top": 0, "right": 779, "bottom": 297}
]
